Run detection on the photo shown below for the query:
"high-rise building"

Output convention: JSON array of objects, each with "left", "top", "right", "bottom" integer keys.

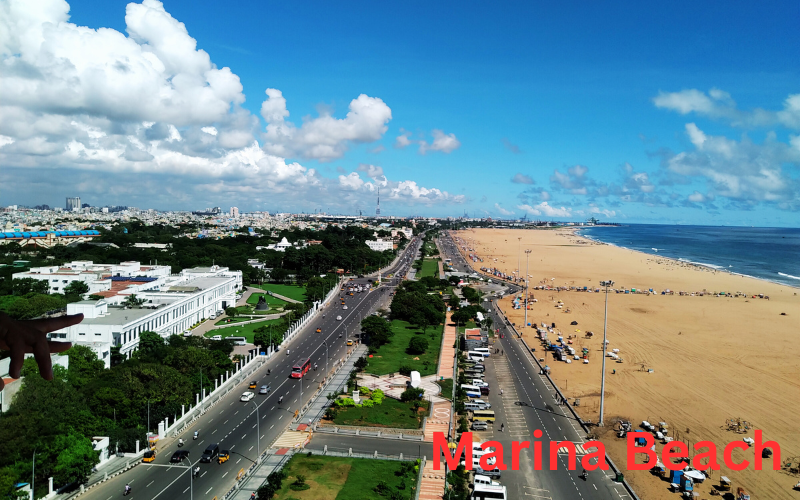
[
  {"left": 376, "top": 187, "right": 381, "bottom": 216},
  {"left": 230, "top": 207, "right": 239, "bottom": 217},
  {"left": 66, "top": 197, "right": 81, "bottom": 211}
]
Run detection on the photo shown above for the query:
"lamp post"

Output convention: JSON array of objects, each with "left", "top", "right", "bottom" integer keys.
[
  {"left": 524, "top": 249, "right": 532, "bottom": 331},
  {"left": 517, "top": 237, "right": 522, "bottom": 277},
  {"left": 322, "top": 340, "right": 329, "bottom": 378},
  {"left": 598, "top": 279, "right": 614, "bottom": 426},
  {"left": 249, "top": 400, "right": 261, "bottom": 464},
  {"left": 32, "top": 449, "right": 35, "bottom": 500}
]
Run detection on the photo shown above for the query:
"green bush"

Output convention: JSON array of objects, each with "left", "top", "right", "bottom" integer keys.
[
  {"left": 398, "top": 365, "right": 412, "bottom": 376},
  {"left": 372, "top": 388, "right": 385, "bottom": 404},
  {"left": 407, "top": 336, "right": 428, "bottom": 354},
  {"left": 400, "top": 387, "right": 424, "bottom": 402}
]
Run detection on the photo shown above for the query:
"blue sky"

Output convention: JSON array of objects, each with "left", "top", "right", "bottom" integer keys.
[{"left": 1, "top": 0, "right": 798, "bottom": 225}]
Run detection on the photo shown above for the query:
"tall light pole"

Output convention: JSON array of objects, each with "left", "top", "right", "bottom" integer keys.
[
  {"left": 32, "top": 449, "right": 35, "bottom": 500},
  {"left": 322, "top": 340, "right": 329, "bottom": 378},
  {"left": 598, "top": 279, "right": 614, "bottom": 426},
  {"left": 517, "top": 237, "right": 522, "bottom": 278},
  {"left": 524, "top": 249, "right": 532, "bottom": 330},
  {"left": 249, "top": 400, "right": 261, "bottom": 463}
]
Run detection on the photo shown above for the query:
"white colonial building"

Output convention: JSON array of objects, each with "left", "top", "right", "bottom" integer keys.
[
  {"left": 13, "top": 261, "right": 171, "bottom": 295},
  {"left": 365, "top": 238, "right": 394, "bottom": 252},
  {"left": 50, "top": 265, "right": 242, "bottom": 367}
]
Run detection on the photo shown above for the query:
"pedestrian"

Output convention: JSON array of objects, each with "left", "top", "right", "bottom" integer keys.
[{"left": 500, "top": 423, "right": 504, "bottom": 432}]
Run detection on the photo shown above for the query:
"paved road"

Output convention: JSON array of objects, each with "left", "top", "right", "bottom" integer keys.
[
  {"left": 437, "top": 232, "right": 631, "bottom": 500},
  {"left": 80, "top": 239, "right": 422, "bottom": 500}
]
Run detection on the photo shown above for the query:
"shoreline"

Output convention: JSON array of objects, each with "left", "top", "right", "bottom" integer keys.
[
  {"left": 574, "top": 227, "right": 800, "bottom": 290},
  {"left": 451, "top": 227, "right": 800, "bottom": 500}
]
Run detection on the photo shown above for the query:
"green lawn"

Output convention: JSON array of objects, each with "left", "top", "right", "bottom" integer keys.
[
  {"left": 274, "top": 455, "right": 418, "bottom": 500},
  {"left": 246, "top": 292, "right": 288, "bottom": 307},
  {"left": 436, "top": 378, "right": 454, "bottom": 400},
  {"left": 331, "top": 397, "right": 430, "bottom": 429},
  {"left": 365, "top": 320, "right": 443, "bottom": 376},
  {"left": 417, "top": 258, "right": 440, "bottom": 278},
  {"left": 205, "top": 318, "right": 285, "bottom": 343},
  {"left": 249, "top": 284, "right": 307, "bottom": 302}
]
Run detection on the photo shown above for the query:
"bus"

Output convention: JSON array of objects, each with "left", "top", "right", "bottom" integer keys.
[
  {"left": 473, "top": 347, "right": 491, "bottom": 357},
  {"left": 460, "top": 384, "right": 481, "bottom": 398},
  {"left": 291, "top": 358, "right": 311, "bottom": 378},
  {"left": 468, "top": 349, "right": 490, "bottom": 359},
  {"left": 472, "top": 410, "right": 496, "bottom": 422}
]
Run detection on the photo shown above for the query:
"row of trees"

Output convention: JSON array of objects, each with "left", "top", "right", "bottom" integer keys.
[{"left": 0, "top": 335, "right": 236, "bottom": 497}]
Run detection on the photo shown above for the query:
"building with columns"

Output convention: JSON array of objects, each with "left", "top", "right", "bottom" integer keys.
[{"left": 50, "top": 265, "right": 242, "bottom": 367}]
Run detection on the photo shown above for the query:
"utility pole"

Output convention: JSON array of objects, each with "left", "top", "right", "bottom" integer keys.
[
  {"left": 517, "top": 237, "right": 522, "bottom": 277},
  {"left": 32, "top": 449, "right": 35, "bottom": 500},
  {"left": 323, "top": 340, "right": 329, "bottom": 379},
  {"left": 250, "top": 400, "right": 261, "bottom": 463},
  {"left": 598, "top": 279, "right": 614, "bottom": 426},
  {"left": 524, "top": 249, "right": 531, "bottom": 331}
]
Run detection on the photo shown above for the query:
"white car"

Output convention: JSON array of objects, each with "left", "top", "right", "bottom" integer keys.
[
  {"left": 240, "top": 392, "right": 255, "bottom": 402},
  {"left": 342, "top": 305, "right": 348, "bottom": 310},
  {"left": 336, "top": 315, "right": 342, "bottom": 321}
]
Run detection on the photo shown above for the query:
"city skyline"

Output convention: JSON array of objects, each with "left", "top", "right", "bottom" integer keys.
[{"left": 1, "top": 0, "right": 798, "bottom": 226}]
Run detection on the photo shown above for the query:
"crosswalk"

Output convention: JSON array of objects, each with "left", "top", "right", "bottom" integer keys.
[
  {"left": 555, "top": 442, "right": 597, "bottom": 455},
  {"left": 270, "top": 429, "right": 311, "bottom": 449},
  {"left": 492, "top": 356, "right": 530, "bottom": 438}
]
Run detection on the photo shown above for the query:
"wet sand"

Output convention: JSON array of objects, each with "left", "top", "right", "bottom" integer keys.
[{"left": 453, "top": 227, "right": 800, "bottom": 500}]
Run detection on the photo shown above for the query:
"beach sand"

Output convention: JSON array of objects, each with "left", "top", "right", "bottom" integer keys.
[{"left": 453, "top": 228, "right": 800, "bottom": 500}]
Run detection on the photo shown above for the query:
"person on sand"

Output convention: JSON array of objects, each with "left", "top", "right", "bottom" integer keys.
[{"left": 0, "top": 312, "right": 82, "bottom": 391}]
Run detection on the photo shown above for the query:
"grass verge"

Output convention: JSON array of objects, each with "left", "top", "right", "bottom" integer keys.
[
  {"left": 249, "top": 284, "right": 307, "bottom": 302},
  {"left": 436, "top": 378, "right": 453, "bottom": 400},
  {"left": 365, "top": 320, "right": 443, "bottom": 376},
  {"left": 417, "top": 258, "right": 440, "bottom": 278},
  {"left": 274, "top": 454, "right": 418, "bottom": 500},
  {"left": 330, "top": 397, "right": 430, "bottom": 429},
  {"left": 205, "top": 318, "right": 285, "bottom": 343}
]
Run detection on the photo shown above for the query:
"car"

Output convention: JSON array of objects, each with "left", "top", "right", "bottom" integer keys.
[
  {"left": 316, "top": 328, "right": 322, "bottom": 333},
  {"left": 240, "top": 392, "right": 255, "bottom": 402},
  {"left": 183, "top": 330, "right": 192, "bottom": 337},
  {"left": 249, "top": 381, "right": 257, "bottom": 389},
  {"left": 170, "top": 450, "right": 189, "bottom": 463},
  {"left": 209, "top": 314, "right": 216, "bottom": 320},
  {"left": 471, "top": 421, "right": 488, "bottom": 431},
  {"left": 210, "top": 335, "right": 222, "bottom": 341},
  {"left": 336, "top": 316, "right": 342, "bottom": 321},
  {"left": 218, "top": 450, "right": 230, "bottom": 464},
  {"left": 342, "top": 305, "right": 348, "bottom": 310},
  {"left": 346, "top": 340, "right": 354, "bottom": 346},
  {"left": 143, "top": 450, "right": 156, "bottom": 462},
  {"left": 200, "top": 443, "right": 219, "bottom": 463},
  {"left": 259, "top": 385, "right": 270, "bottom": 394}
]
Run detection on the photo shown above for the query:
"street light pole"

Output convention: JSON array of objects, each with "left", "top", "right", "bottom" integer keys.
[
  {"left": 32, "top": 449, "right": 35, "bottom": 500},
  {"left": 524, "top": 249, "right": 532, "bottom": 331},
  {"left": 517, "top": 237, "right": 522, "bottom": 277},
  {"left": 598, "top": 279, "right": 614, "bottom": 426},
  {"left": 249, "top": 400, "right": 260, "bottom": 463},
  {"left": 322, "top": 340, "right": 329, "bottom": 378}
]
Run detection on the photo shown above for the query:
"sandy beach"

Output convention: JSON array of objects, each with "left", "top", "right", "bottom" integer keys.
[{"left": 453, "top": 228, "right": 800, "bottom": 500}]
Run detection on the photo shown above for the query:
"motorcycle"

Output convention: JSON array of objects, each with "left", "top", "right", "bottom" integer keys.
[
  {"left": 178, "top": 439, "right": 184, "bottom": 447},
  {"left": 193, "top": 431, "right": 198, "bottom": 440},
  {"left": 123, "top": 485, "right": 132, "bottom": 496}
]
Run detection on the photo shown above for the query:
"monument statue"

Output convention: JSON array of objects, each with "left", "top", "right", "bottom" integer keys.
[{"left": 255, "top": 295, "right": 269, "bottom": 311}]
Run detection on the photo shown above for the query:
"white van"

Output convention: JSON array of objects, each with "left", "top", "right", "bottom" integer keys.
[
  {"left": 472, "top": 399, "right": 492, "bottom": 410},
  {"left": 210, "top": 335, "right": 222, "bottom": 341},
  {"left": 464, "top": 402, "right": 483, "bottom": 412},
  {"left": 468, "top": 350, "right": 487, "bottom": 359},
  {"left": 471, "top": 483, "right": 507, "bottom": 500},
  {"left": 472, "top": 379, "right": 488, "bottom": 388},
  {"left": 461, "top": 384, "right": 481, "bottom": 398},
  {"left": 473, "top": 475, "right": 500, "bottom": 487}
]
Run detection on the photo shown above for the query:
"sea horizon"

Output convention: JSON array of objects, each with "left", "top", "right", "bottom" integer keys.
[{"left": 578, "top": 223, "right": 800, "bottom": 289}]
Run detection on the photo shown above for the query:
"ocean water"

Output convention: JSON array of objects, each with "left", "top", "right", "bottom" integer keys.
[{"left": 579, "top": 224, "right": 800, "bottom": 288}]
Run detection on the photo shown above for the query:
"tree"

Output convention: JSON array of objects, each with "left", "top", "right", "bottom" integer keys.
[
  {"left": 400, "top": 387, "right": 424, "bottom": 402},
  {"left": 64, "top": 280, "right": 89, "bottom": 296},
  {"left": 122, "top": 294, "right": 145, "bottom": 308},
  {"left": 224, "top": 307, "right": 238, "bottom": 318},
  {"left": 408, "top": 336, "right": 429, "bottom": 354},
  {"left": 253, "top": 326, "right": 276, "bottom": 350},
  {"left": 12, "top": 277, "right": 49, "bottom": 296},
  {"left": 66, "top": 345, "right": 105, "bottom": 390},
  {"left": 136, "top": 331, "right": 165, "bottom": 361},
  {"left": 361, "top": 315, "right": 392, "bottom": 347},
  {"left": 51, "top": 433, "right": 99, "bottom": 485}
]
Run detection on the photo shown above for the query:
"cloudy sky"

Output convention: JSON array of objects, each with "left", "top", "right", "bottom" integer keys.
[{"left": 1, "top": 0, "right": 798, "bottom": 225}]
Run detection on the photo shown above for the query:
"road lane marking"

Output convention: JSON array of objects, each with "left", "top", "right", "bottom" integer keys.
[{"left": 147, "top": 480, "right": 154, "bottom": 487}]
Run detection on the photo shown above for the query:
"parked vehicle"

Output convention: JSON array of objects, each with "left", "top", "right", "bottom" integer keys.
[{"left": 471, "top": 421, "right": 488, "bottom": 431}]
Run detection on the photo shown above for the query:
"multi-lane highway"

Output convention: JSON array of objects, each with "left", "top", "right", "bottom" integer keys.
[
  {"left": 437, "top": 233, "right": 630, "bottom": 500},
  {"left": 82, "top": 238, "right": 422, "bottom": 500}
]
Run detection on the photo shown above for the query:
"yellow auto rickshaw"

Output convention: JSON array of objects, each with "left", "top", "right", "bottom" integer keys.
[
  {"left": 143, "top": 450, "right": 156, "bottom": 463},
  {"left": 218, "top": 450, "right": 230, "bottom": 464}
]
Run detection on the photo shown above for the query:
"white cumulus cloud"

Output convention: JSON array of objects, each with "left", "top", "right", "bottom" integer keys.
[
  {"left": 494, "top": 203, "right": 514, "bottom": 216},
  {"left": 260, "top": 89, "right": 392, "bottom": 162},
  {"left": 516, "top": 202, "right": 572, "bottom": 218}
]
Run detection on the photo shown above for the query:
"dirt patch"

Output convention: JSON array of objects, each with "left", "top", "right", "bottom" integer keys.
[{"left": 630, "top": 307, "right": 649, "bottom": 313}]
